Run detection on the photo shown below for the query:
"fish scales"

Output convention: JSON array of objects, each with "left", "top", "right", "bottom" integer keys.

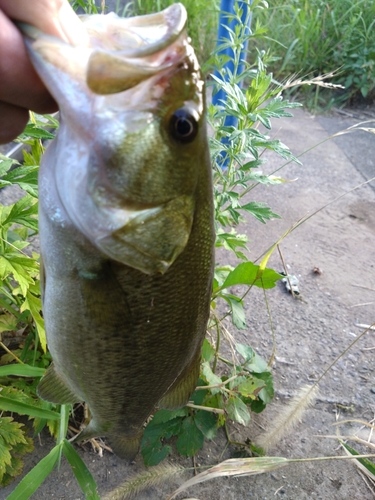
[{"left": 21, "top": 3, "right": 214, "bottom": 460}]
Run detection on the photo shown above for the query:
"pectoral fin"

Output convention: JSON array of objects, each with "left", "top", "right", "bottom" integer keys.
[{"left": 37, "top": 364, "right": 82, "bottom": 404}]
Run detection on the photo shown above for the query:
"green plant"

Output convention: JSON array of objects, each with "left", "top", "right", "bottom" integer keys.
[
  {"left": 0, "top": 115, "right": 58, "bottom": 486},
  {"left": 128, "top": 0, "right": 220, "bottom": 65},
  {"left": 69, "top": 0, "right": 101, "bottom": 14},
  {"left": 0, "top": 117, "right": 100, "bottom": 494},
  {"left": 141, "top": 341, "right": 274, "bottom": 466},
  {"left": 251, "top": 0, "right": 375, "bottom": 106},
  {"left": 207, "top": 1, "right": 300, "bottom": 339}
]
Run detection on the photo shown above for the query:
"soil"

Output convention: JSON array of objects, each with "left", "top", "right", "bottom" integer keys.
[{"left": 1, "top": 105, "right": 375, "bottom": 500}]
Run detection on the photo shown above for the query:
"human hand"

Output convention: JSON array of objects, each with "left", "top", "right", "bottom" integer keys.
[{"left": 0, "top": 0, "right": 88, "bottom": 144}]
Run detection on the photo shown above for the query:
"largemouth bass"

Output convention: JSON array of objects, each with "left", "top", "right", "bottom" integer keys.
[{"left": 21, "top": 4, "right": 214, "bottom": 460}]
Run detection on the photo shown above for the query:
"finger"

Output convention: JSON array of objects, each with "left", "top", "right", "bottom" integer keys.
[
  {"left": 0, "top": 10, "right": 57, "bottom": 113},
  {"left": 0, "top": 0, "right": 88, "bottom": 45},
  {"left": 0, "top": 101, "right": 29, "bottom": 144}
]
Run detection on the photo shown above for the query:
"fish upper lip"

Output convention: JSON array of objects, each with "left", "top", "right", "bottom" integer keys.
[{"left": 83, "top": 3, "right": 187, "bottom": 57}]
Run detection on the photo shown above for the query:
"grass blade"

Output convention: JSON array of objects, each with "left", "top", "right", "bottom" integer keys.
[
  {"left": 57, "top": 405, "right": 71, "bottom": 468},
  {"left": 342, "top": 443, "right": 375, "bottom": 479},
  {"left": 0, "top": 365, "right": 45, "bottom": 377},
  {"left": 166, "top": 457, "right": 289, "bottom": 499},
  {"left": 62, "top": 439, "right": 100, "bottom": 500},
  {"left": 0, "top": 396, "right": 61, "bottom": 419},
  {"left": 6, "top": 444, "right": 60, "bottom": 500}
]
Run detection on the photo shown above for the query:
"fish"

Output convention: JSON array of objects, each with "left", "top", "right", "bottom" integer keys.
[{"left": 20, "top": 3, "right": 214, "bottom": 460}]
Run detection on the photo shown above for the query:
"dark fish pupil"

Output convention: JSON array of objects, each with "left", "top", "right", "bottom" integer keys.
[
  {"left": 170, "top": 108, "right": 198, "bottom": 143},
  {"left": 175, "top": 117, "right": 193, "bottom": 136}
]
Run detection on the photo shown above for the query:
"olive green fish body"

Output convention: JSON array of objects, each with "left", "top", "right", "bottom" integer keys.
[{"left": 22, "top": 4, "right": 214, "bottom": 459}]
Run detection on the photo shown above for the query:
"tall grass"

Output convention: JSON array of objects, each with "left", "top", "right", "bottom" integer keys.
[
  {"left": 129, "top": 0, "right": 220, "bottom": 65},
  {"left": 251, "top": 0, "right": 375, "bottom": 106}
]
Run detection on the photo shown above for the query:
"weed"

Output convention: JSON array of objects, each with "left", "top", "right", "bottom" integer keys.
[
  {"left": 251, "top": 0, "right": 375, "bottom": 107},
  {"left": 129, "top": 0, "right": 220, "bottom": 65}
]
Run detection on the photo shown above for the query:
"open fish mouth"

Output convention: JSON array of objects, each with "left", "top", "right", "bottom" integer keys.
[
  {"left": 19, "top": 4, "right": 189, "bottom": 95},
  {"left": 83, "top": 4, "right": 188, "bottom": 94}
]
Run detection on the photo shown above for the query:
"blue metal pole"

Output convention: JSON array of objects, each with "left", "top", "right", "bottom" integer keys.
[
  {"left": 213, "top": 1, "right": 252, "bottom": 166},
  {"left": 213, "top": 0, "right": 252, "bottom": 108}
]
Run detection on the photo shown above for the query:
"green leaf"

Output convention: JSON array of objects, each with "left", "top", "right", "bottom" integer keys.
[
  {"left": 201, "top": 339, "right": 215, "bottom": 362},
  {"left": 215, "top": 230, "right": 249, "bottom": 260},
  {"left": 250, "top": 398, "right": 267, "bottom": 413},
  {"left": 236, "top": 344, "right": 269, "bottom": 373},
  {"left": 0, "top": 418, "right": 26, "bottom": 446},
  {"left": 0, "top": 313, "right": 18, "bottom": 333},
  {"left": 0, "top": 396, "right": 60, "bottom": 420},
  {"left": 33, "top": 400, "right": 56, "bottom": 436},
  {"left": 236, "top": 344, "right": 255, "bottom": 363},
  {"left": 253, "top": 372, "right": 274, "bottom": 405},
  {"left": 0, "top": 363, "right": 45, "bottom": 377},
  {"left": 2, "top": 448, "right": 33, "bottom": 487},
  {"left": 342, "top": 443, "right": 375, "bottom": 476},
  {"left": 221, "top": 262, "right": 283, "bottom": 290},
  {"left": 5, "top": 443, "right": 60, "bottom": 500},
  {"left": 148, "top": 408, "right": 187, "bottom": 425},
  {"left": 0, "top": 439, "right": 12, "bottom": 483},
  {"left": 239, "top": 159, "right": 265, "bottom": 171},
  {"left": 236, "top": 377, "right": 265, "bottom": 398},
  {"left": 1, "top": 164, "right": 38, "bottom": 182},
  {"left": 147, "top": 415, "right": 184, "bottom": 438},
  {"left": 141, "top": 421, "right": 173, "bottom": 466},
  {"left": 2, "top": 194, "right": 38, "bottom": 231},
  {"left": 190, "top": 384, "right": 208, "bottom": 406},
  {"left": 1, "top": 165, "right": 40, "bottom": 198},
  {"left": 141, "top": 413, "right": 185, "bottom": 466},
  {"left": 21, "top": 292, "right": 46, "bottom": 352},
  {"left": 201, "top": 362, "right": 222, "bottom": 393},
  {"left": 241, "top": 202, "right": 281, "bottom": 224},
  {"left": 194, "top": 410, "right": 217, "bottom": 440},
  {"left": 226, "top": 396, "right": 250, "bottom": 426},
  {"left": 221, "top": 294, "right": 246, "bottom": 329},
  {"left": 20, "top": 124, "right": 55, "bottom": 140},
  {"left": 62, "top": 440, "right": 100, "bottom": 500},
  {"left": 0, "top": 254, "right": 38, "bottom": 297},
  {"left": 204, "top": 393, "right": 226, "bottom": 427},
  {"left": 176, "top": 416, "right": 204, "bottom": 457},
  {"left": 0, "top": 159, "right": 15, "bottom": 177}
]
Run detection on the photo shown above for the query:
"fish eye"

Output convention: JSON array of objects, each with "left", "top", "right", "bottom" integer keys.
[{"left": 169, "top": 108, "right": 199, "bottom": 143}]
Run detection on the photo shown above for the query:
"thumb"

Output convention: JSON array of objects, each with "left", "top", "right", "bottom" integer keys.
[{"left": 0, "top": 0, "right": 89, "bottom": 45}]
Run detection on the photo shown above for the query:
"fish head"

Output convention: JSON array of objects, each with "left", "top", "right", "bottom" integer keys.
[{"left": 21, "top": 4, "right": 210, "bottom": 274}]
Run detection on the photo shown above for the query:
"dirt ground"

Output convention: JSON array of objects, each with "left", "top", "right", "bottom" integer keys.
[{"left": 1, "top": 105, "right": 375, "bottom": 499}]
